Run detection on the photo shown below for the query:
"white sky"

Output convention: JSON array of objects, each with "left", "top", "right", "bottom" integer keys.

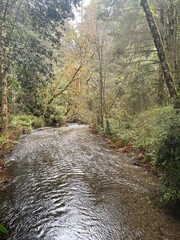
[{"left": 73, "top": 0, "right": 91, "bottom": 23}]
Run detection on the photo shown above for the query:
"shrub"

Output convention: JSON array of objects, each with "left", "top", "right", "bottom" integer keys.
[
  {"left": 102, "top": 112, "right": 133, "bottom": 146},
  {"left": 9, "top": 114, "right": 45, "bottom": 137},
  {"left": 44, "top": 106, "right": 65, "bottom": 126},
  {"left": 105, "top": 106, "right": 180, "bottom": 205},
  {"left": 155, "top": 115, "right": 180, "bottom": 204},
  {"left": 131, "top": 106, "right": 180, "bottom": 204},
  {"left": 131, "top": 106, "right": 175, "bottom": 154}
]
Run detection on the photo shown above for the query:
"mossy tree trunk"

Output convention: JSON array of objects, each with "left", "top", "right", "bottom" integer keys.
[
  {"left": 98, "top": 46, "right": 104, "bottom": 127},
  {"left": 1, "top": 43, "right": 8, "bottom": 137},
  {"left": 140, "top": 0, "right": 179, "bottom": 106},
  {"left": 1, "top": 0, "right": 9, "bottom": 136},
  {"left": 158, "top": 64, "right": 165, "bottom": 105}
]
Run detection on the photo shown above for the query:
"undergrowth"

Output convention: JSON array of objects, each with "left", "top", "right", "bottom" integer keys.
[
  {"left": 0, "top": 115, "right": 45, "bottom": 152},
  {"left": 9, "top": 114, "right": 45, "bottom": 137},
  {"left": 101, "top": 106, "right": 180, "bottom": 205}
]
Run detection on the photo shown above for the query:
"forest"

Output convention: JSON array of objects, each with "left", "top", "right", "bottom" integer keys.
[{"left": 0, "top": 0, "right": 180, "bottom": 207}]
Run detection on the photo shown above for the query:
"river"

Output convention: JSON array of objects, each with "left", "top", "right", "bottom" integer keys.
[{"left": 0, "top": 124, "right": 179, "bottom": 239}]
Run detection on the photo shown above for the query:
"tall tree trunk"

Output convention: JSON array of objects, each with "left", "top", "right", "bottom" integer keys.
[
  {"left": 98, "top": 48, "right": 104, "bottom": 127},
  {"left": 140, "top": 0, "right": 179, "bottom": 106},
  {"left": 158, "top": 64, "right": 165, "bottom": 105},
  {"left": 1, "top": 47, "right": 8, "bottom": 136},
  {"left": 1, "top": 1, "right": 8, "bottom": 136}
]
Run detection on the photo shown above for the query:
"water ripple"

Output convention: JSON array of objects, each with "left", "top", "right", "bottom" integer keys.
[{"left": 0, "top": 124, "right": 180, "bottom": 240}]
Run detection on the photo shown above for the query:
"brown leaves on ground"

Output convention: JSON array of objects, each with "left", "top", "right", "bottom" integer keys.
[{"left": 118, "top": 143, "right": 133, "bottom": 154}]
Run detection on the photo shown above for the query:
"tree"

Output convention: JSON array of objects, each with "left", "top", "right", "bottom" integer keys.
[
  {"left": 0, "top": 0, "right": 80, "bottom": 135},
  {"left": 96, "top": 0, "right": 161, "bottom": 114},
  {"left": 140, "top": 0, "right": 179, "bottom": 106},
  {"left": 0, "top": 0, "right": 10, "bottom": 136},
  {"left": 0, "top": 0, "right": 78, "bottom": 135}
]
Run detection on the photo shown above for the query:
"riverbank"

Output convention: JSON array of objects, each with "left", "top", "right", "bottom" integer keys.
[{"left": 94, "top": 106, "right": 180, "bottom": 206}]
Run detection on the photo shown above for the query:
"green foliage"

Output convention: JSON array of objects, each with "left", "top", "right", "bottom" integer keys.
[
  {"left": 102, "top": 106, "right": 180, "bottom": 205},
  {"left": 9, "top": 115, "right": 45, "bottom": 137},
  {"left": 149, "top": 3, "right": 156, "bottom": 14},
  {"left": 28, "top": 0, "right": 79, "bottom": 43},
  {"left": 131, "top": 106, "right": 176, "bottom": 154},
  {"left": 155, "top": 115, "right": 180, "bottom": 204},
  {"left": 0, "top": 137, "right": 6, "bottom": 146},
  {"left": 127, "top": 106, "right": 180, "bottom": 204},
  {"left": 0, "top": 0, "right": 80, "bottom": 131},
  {"left": 0, "top": 224, "right": 8, "bottom": 234},
  {"left": 161, "top": 188, "right": 180, "bottom": 205},
  {"left": 100, "top": 112, "right": 133, "bottom": 146},
  {"left": 44, "top": 106, "right": 65, "bottom": 126}
]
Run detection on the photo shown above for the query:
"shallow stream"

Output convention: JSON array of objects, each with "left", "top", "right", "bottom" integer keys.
[{"left": 0, "top": 124, "right": 179, "bottom": 239}]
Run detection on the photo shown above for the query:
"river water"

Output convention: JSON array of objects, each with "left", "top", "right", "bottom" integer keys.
[{"left": 0, "top": 124, "right": 179, "bottom": 240}]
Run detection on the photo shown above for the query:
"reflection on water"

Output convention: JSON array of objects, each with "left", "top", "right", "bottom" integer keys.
[{"left": 0, "top": 124, "right": 180, "bottom": 240}]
